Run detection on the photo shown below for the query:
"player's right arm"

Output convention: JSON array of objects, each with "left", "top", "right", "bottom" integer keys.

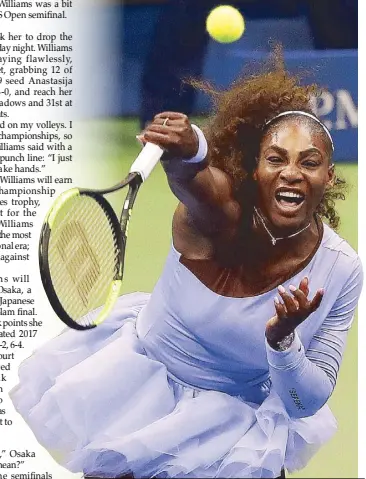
[{"left": 139, "top": 112, "right": 241, "bottom": 258}]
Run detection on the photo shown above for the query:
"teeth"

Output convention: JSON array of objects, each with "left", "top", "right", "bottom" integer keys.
[{"left": 278, "top": 192, "right": 302, "bottom": 198}]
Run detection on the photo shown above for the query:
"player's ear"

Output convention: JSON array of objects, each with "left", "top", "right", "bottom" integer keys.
[{"left": 326, "top": 163, "right": 335, "bottom": 188}]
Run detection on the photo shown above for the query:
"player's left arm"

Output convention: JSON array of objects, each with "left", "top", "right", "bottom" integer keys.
[{"left": 265, "top": 256, "right": 363, "bottom": 418}]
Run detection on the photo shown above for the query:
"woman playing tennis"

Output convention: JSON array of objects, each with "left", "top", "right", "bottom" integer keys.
[{"left": 11, "top": 51, "right": 362, "bottom": 478}]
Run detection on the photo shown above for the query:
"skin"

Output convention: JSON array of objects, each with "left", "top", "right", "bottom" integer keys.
[
  {"left": 139, "top": 112, "right": 335, "bottom": 347},
  {"left": 254, "top": 120, "right": 334, "bottom": 235}
]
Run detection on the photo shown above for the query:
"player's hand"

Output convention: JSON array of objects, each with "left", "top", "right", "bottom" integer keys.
[
  {"left": 265, "top": 277, "right": 324, "bottom": 347},
  {"left": 137, "top": 112, "right": 199, "bottom": 160}
]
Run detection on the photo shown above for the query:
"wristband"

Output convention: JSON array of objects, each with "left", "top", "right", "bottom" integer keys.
[
  {"left": 182, "top": 124, "right": 208, "bottom": 163},
  {"left": 161, "top": 124, "right": 208, "bottom": 181}
]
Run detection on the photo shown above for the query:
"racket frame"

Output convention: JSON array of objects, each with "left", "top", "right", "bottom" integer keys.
[
  {"left": 39, "top": 141, "right": 163, "bottom": 330},
  {"left": 39, "top": 178, "right": 141, "bottom": 330}
]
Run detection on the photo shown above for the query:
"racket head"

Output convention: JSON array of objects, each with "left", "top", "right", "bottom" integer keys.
[{"left": 39, "top": 188, "right": 125, "bottom": 330}]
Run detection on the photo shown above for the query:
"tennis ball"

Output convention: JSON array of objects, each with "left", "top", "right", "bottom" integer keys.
[{"left": 206, "top": 5, "right": 245, "bottom": 44}]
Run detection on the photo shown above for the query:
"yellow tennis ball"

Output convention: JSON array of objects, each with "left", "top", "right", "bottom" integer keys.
[{"left": 206, "top": 5, "right": 245, "bottom": 44}]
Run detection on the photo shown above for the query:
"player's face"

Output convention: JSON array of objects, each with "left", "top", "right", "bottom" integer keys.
[{"left": 254, "top": 119, "right": 334, "bottom": 234}]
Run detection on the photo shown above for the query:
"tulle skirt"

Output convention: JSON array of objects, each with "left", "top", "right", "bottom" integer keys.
[{"left": 10, "top": 293, "right": 337, "bottom": 478}]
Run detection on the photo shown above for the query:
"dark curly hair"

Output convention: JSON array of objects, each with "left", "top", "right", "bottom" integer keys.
[{"left": 190, "top": 46, "right": 346, "bottom": 229}]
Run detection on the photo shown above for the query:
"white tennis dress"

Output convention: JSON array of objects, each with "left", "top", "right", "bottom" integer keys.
[{"left": 10, "top": 223, "right": 362, "bottom": 478}]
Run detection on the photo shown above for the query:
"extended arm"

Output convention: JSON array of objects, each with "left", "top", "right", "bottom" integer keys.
[
  {"left": 140, "top": 113, "right": 240, "bottom": 243},
  {"left": 266, "top": 258, "right": 362, "bottom": 418}
]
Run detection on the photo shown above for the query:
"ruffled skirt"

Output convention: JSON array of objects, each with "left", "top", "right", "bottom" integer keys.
[{"left": 10, "top": 293, "right": 337, "bottom": 478}]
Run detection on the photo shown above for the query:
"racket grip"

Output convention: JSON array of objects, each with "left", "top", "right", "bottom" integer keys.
[{"left": 129, "top": 142, "right": 164, "bottom": 181}]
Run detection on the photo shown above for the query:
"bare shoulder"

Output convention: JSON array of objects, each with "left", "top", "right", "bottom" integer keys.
[{"left": 172, "top": 166, "right": 241, "bottom": 260}]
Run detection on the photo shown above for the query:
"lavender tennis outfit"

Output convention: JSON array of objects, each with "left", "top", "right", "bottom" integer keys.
[{"left": 10, "top": 224, "right": 362, "bottom": 478}]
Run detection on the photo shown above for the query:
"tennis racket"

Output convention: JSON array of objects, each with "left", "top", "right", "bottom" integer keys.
[{"left": 39, "top": 142, "right": 164, "bottom": 331}]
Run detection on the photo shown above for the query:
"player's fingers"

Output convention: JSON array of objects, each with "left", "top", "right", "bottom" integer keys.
[
  {"left": 147, "top": 123, "right": 187, "bottom": 135},
  {"left": 154, "top": 112, "right": 188, "bottom": 121},
  {"left": 278, "top": 285, "right": 299, "bottom": 315},
  {"left": 159, "top": 119, "right": 190, "bottom": 129},
  {"left": 142, "top": 130, "right": 171, "bottom": 147},
  {"left": 153, "top": 116, "right": 187, "bottom": 125},
  {"left": 299, "top": 277, "right": 309, "bottom": 296},
  {"left": 136, "top": 135, "right": 146, "bottom": 147},
  {"left": 145, "top": 125, "right": 187, "bottom": 150},
  {"left": 289, "top": 285, "right": 309, "bottom": 309},
  {"left": 145, "top": 123, "right": 171, "bottom": 133},
  {"left": 274, "top": 296, "right": 287, "bottom": 320},
  {"left": 309, "top": 289, "right": 325, "bottom": 313}
]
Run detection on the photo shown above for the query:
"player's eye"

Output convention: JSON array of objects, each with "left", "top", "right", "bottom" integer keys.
[
  {"left": 302, "top": 159, "right": 320, "bottom": 168},
  {"left": 267, "top": 156, "right": 284, "bottom": 164}
]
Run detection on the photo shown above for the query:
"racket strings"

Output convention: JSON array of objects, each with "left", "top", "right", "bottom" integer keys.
[
  {"left": 51, "top": 217, "right": 117, "bottom": 322},
  {"left": 55, "top": 220, "right": 101, "bottom": 307},
  {"left": 47, "top": 195, "right": 120, "bottom": 325}
]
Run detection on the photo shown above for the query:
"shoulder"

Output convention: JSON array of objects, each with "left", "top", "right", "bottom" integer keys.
[
  {"left": 321, "top": 223, "right": 363, "bottom": 288},
  {"left": 172, "top": 166, "right": 241, "bottom": 259},
  {"left": 322, "top": 223, "right": 358, "bottom": 258}
]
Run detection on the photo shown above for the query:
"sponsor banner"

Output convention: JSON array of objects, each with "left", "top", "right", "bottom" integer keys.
[
  {"left": 121, "top": 47, "right": 357, "bottom": 162},
  {"left": 197, "top": 49, "right": 358, "bottom": 162}
]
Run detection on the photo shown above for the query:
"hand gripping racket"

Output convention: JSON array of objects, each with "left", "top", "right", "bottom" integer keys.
[{"left": 39, "top": 143, "right": 164, "bottom": 330}]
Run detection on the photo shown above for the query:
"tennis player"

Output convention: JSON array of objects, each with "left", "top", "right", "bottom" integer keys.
[{"left": 10, "top": 51, "right": 362, "bottom": 478}]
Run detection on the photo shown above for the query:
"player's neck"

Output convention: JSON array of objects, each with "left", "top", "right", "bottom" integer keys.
[{"left": 252, "top": 208, "right": 320, "bottom": 257}]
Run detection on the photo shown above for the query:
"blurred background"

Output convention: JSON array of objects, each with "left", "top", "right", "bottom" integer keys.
[{"left": 77, "top": 1, "right": 358, "bottom": 477}]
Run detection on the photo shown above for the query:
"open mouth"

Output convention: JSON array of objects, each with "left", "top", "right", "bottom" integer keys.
[{"left": 275, "top": 190, "right": 305, "bottom": 209}]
